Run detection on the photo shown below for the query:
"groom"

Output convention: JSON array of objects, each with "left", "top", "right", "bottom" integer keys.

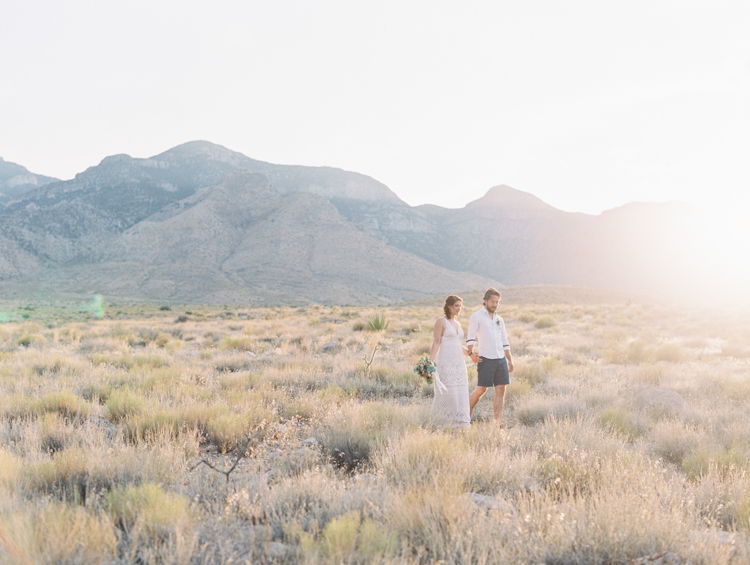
[{"left": 466, "top": 288, "right": 514, "bottom": 425}]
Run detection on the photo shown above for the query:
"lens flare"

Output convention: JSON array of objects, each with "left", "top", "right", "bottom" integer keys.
[{"left": 87, "top": 294, "right": 105, "bottom": 319}]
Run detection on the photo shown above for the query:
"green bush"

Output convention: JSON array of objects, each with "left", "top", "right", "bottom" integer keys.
[
  {"left": 106, "top": 390, "right": 145, "bottom": 422},
  {"left": 37, "top": 391, "right": 91, "bottom": 420},
  {"left": 17, "top": 334, "right": 47, "bottom": 347},
  {"left": 682, "top": 447, "right": 748, "bottom": 479},
  {"left": 596, "top": 407, "right": 643, "bottom": 440},
  {"left": 106, "top": 483, "right": 190, "bottom": 536},
  {"left": 534, "top": 315, "right": 557, "bottom": 329}
]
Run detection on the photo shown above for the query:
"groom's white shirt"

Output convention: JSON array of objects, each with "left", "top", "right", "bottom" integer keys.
[{"left": 466, "top": 307, "right": 510, "bottom": 359}]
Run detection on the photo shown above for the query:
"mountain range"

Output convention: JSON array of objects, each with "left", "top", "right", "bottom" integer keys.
[{"left": 0, "top": 141, "right": 719, "bottom": 304}]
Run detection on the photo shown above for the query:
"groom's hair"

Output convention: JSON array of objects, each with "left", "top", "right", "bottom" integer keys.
[
  {"left": 483, "top": 288, "right": 501, "bottom": 302},
  {"left": 443, "top": 295, "right": 463, "bottom": 319}
]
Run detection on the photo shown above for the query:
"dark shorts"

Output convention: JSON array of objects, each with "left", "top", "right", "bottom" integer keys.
[{"left": 477, "top": 356, "right": 510, "bottom": 387}]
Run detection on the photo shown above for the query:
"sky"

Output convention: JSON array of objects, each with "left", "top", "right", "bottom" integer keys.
[{"left": 1, "top": 0, "right": 749, "bottom": 217}]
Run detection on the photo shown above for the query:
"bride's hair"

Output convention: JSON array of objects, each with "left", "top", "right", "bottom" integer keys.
[{"left": 443, "top": 295, "right": 463, "bottom": 319}]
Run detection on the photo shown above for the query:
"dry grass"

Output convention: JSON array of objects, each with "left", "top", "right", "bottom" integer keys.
[{"left": 0, "top": 291, "right": 748, "bottom": 563}]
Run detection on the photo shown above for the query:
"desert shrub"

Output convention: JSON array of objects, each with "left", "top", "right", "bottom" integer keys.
[
  {"left": 319, "top": 402, "right": 425, "bottom": 472},
  {"left": 219, "top": 372, "right": 259, "bottom": 391},
  {"left": 131, "top": 353, "right": 168, "bottom": 369},
  {"left": 515, "top": 396, "right": 583, "bottom": 427},
  {"left": 320, "top": 510, "right": 359, "bottom": 559},
  {"left": 518, "top": 312, "right": 535, "bottom": 323},
  {"left": 106, "top": 390, "right": 145, "bottom": 422},
  {"left": 411, "top": 339, "right": 431, "bottom": 356},
  {"left": 315, "top": 385, "right": 350, "bottom": 406},
  {"left": 596, "top": 407, "right": 644, "bottom": 440},
  {"left": 717, "top": 375, "right": 750, "bottom": 400},
  {"left": 365, "top": 313, "right": 390, "bottom": 332},
  {"left": 205, "top": 411, "right": 252, "bottom": 452},
  {"left": 220, "top": 336, "right": 255, "bottom": 351},
  {"left": 123, "top": 411, "right": 180, "bottom": 442},
  {"left": 0, "top": 450, "right": 22, "bottom": 487},
  {"left": 138, "top": 367, "right": 180, "bottom": 392},
  {"left": 513, "top": 360, "right": 545, "bottom": 386},
  {"left": 682, "top": 447, "right": 749, "bottom": 480},
  {"left": 273, "top": 448, "right": 321, "bottom": 480},
  {"left": 80, "top": 383, "right": 114, "bottom": 404},
  {"left": 106, "top": 483, "right": 190, "bottom": 537},
  {"left": 30, "top": 356, "right": 80, "bottom": 377},
  {"left": 44, "top": 391, "right": 85, "bottom": 418},
  {"left": 385, "top": 370, "right": 421, "bottom": 396},
  {"left": 538, "top": 452, "right": 598, "bottom": 495},
  {"left": 22, "top": 448, "right": 118, "bottom": 503},
  {"left": 352, "top": 321, "right": 366, "bottom": 332},
  {"left": 15, "top": 391, "right": 92, "bottom": 420},
  {"left": 279, "top": 396, "right": 318, "bottom": 420},
  {"left": 385, "top": 486, "right": 478, "bottom": 563},
  {"left": 649, "top": 420, "right": 703, "bottom": 465},
  {"left": 504, "top": 379, "right": 532, "bottom": 404},
  {"left": 159, "top": 305, "right": 171, "bottom": 311},
  {"left": 541, "top": 356, "right": 561, "bottom": 374},
  {"left": 739, "top": 490, "right": 750, "bottom": 530},
  {"left": 0, "top": 504, "right": 117, "bottom": 563},
  {"left": 40, "top": 413, "right": 77, "bottom": 454},
  {"left": 213, "top": 354, "right": 252, "bottom": 372},
  {"left": 634, "top": 363, "right": 664, "bottom": 386},
  {"left": 310, "top": 511, "right": 397, "bottom": 562},
  {"left": 377, "top": 431, "right": 463, "bottom": 488},
  {"left": 154, "top": 332, "right": 172, "bottom": 348},
  {"left": 534, "top": 315, "right": 557, "bottom": 329},
  {"left": 515, "top": 396, "right": 554, "bottom": 426},
  {"left": 654, "top": 343, "right": 685, "bottom": 362},
  {"left": 90, "top": 352, "right": 131, "bottom": 369},
  {"left": 17, "top": 333, "right": 47, "bottom": 348},
  {"left": 626, "top": 339, "right": 653, "bottom": 363},
  {"left": 604, "top": 339, "right": 654, "bottom": 364}
]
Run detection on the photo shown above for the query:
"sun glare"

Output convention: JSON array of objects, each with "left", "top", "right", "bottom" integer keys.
[{"left": 695, "top": 206, "right": 750, "bottom": 299}]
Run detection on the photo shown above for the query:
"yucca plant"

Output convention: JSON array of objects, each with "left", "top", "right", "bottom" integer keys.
[{"left": 366, "top": 313, "right": 389, "bottom": 332}]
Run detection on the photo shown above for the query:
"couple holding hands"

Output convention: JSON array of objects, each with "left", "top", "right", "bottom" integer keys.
[{"left": 428, "top": 288, "right": 514, "bottom": 428}]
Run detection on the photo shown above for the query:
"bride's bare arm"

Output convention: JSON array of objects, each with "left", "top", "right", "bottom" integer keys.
[{"left": 429, "top": 318, "right": 445, "bottom": 362}]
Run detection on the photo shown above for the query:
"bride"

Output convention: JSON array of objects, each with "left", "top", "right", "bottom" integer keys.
[{"left": 428, "top": 295, "right": 472, "bottom": 428}]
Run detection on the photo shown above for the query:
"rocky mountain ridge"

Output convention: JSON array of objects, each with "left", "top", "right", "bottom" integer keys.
[
  {"left": 0, "top": 157, "right": 59, "bottom": 206},
  {"left": 0, "top": 148, "right": 495, "bottom": 304},
  {"left": 0, "top": 141, "right": 721, "bottom": 304}
]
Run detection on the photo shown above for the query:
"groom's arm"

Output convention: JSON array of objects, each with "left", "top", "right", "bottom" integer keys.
[
  {"left": 500, "top": 319, "right": 513, "bottom": 372},
  {"left": 466, "top": 314, "right": 479, "bottom": 361}
]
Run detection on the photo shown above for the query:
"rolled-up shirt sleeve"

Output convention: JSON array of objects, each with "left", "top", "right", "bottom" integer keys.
[{"left": 467, "top": 313, "right": 478, "bottom": 344}]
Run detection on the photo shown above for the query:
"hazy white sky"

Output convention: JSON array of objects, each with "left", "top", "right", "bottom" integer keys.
[{"left": 1, "top": 0, "right": 749, "bottom": 215}]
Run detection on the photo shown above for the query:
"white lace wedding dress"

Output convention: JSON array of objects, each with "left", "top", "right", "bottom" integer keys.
[{"left": 431, "top": 318, "right": 471, "bottom": 428}]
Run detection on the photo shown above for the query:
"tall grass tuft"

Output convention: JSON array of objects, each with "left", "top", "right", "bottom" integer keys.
[
  {"left": 106, "top": 483, "right": 190, "bottom": 537},
  {"left": 106, "top": 389, "right": 145, "bottom": 422}
]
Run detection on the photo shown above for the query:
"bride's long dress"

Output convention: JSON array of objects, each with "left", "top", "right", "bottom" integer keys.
[{"left": 431, "top": 318, "right": 471, "bottom": 428}]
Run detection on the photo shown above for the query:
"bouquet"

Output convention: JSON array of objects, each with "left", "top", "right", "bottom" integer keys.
[{"left": 414, "top": 355, "right": 437, "bottom": 384}]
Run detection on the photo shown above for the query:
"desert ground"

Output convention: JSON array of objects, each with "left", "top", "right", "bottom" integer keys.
[{"left": 0, "top": 287, "right": 749, "bottom": 564}]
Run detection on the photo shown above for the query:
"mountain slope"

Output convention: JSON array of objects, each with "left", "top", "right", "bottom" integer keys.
[
  {"left": 0, "top": 168, "right": 496, "bottom": 304},
  {"left": 0, "top": 141, "right": 726, "bottom": 303},
  {"left": 0, "top": 157, "right": 59, "bottom": 205}
]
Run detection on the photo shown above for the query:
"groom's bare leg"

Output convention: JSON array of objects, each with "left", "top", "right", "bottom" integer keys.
[
  {"left": 469, "top": 386, "right": 487, "bottom": 417},
  {"left": 493, "top": 385, "right": 506, "bottom": 423}
]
